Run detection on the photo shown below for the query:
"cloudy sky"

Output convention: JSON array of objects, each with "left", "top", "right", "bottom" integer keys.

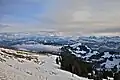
[{"left": 0, "top": 0, "right": 120, "bottom": 36}]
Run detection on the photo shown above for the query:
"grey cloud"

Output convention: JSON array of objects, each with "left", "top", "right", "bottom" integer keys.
[
  {"left": 0, "top": 24, "right": 10, "bottom": 27},
  {"left": 0, "top": 24, "right": 10, "bottom": 31},
  {"left": 94, "top": 27, "right": 120, "bottom": 33}
]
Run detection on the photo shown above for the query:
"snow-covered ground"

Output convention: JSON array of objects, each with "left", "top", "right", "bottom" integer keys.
[{"left": 0, "top": 48, "right": 90, "bottom": 80}]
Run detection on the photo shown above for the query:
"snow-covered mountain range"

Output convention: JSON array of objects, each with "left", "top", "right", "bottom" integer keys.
[
  {"left": 0, "top": 33, "right": 75, "bottom": 52},
  {"left": 0, "top": 33, "right": 120, "bottom": 53},
  {"left": 62, "top": 43, "right": 120, "bottom": 72}
]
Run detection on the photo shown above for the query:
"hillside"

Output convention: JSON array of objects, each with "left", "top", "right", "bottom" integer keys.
[
  {"left": 61, "top": 43, "right": 120, "bottom": 72},
  {"left": 0, "top": 48, "right": 89, "bottom": 80}
]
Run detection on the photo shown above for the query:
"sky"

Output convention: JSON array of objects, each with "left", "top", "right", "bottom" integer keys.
[{"left": 0, "top": 0, "right": 120, "bottom": 36}]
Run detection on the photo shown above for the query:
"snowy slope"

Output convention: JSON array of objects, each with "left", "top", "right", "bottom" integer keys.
[{"left": 0, "top": 48, "right": 90, "bottom": 80}]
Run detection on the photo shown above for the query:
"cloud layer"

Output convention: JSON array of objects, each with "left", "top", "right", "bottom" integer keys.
[{"left": 0, "top": 0, "right": 120, "bottom": 36}]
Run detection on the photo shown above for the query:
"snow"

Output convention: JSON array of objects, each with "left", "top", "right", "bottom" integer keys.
[
  {"left": 0, "top": 48, "right": 90, "bottom": 80},
  {"left": 70, "top": 43, "right": 82, "bottom": 48},
  {"left": 75, "top": 50, "right": 86, "bottom": 54},
  {"left": 38, "top": 55, "right": 90, "bottom": 80},
  {"left": 85, "top": 51, "right": 99, "bottom": 58},
  {"left": 102, "top": 52, "right": 111, "bottom": 58},
  {"left": 101, "top": 58, "right": 120, "bottom": 69},
  {"left": 68, "top": 49, "right": 82, "bottom": 57}
]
